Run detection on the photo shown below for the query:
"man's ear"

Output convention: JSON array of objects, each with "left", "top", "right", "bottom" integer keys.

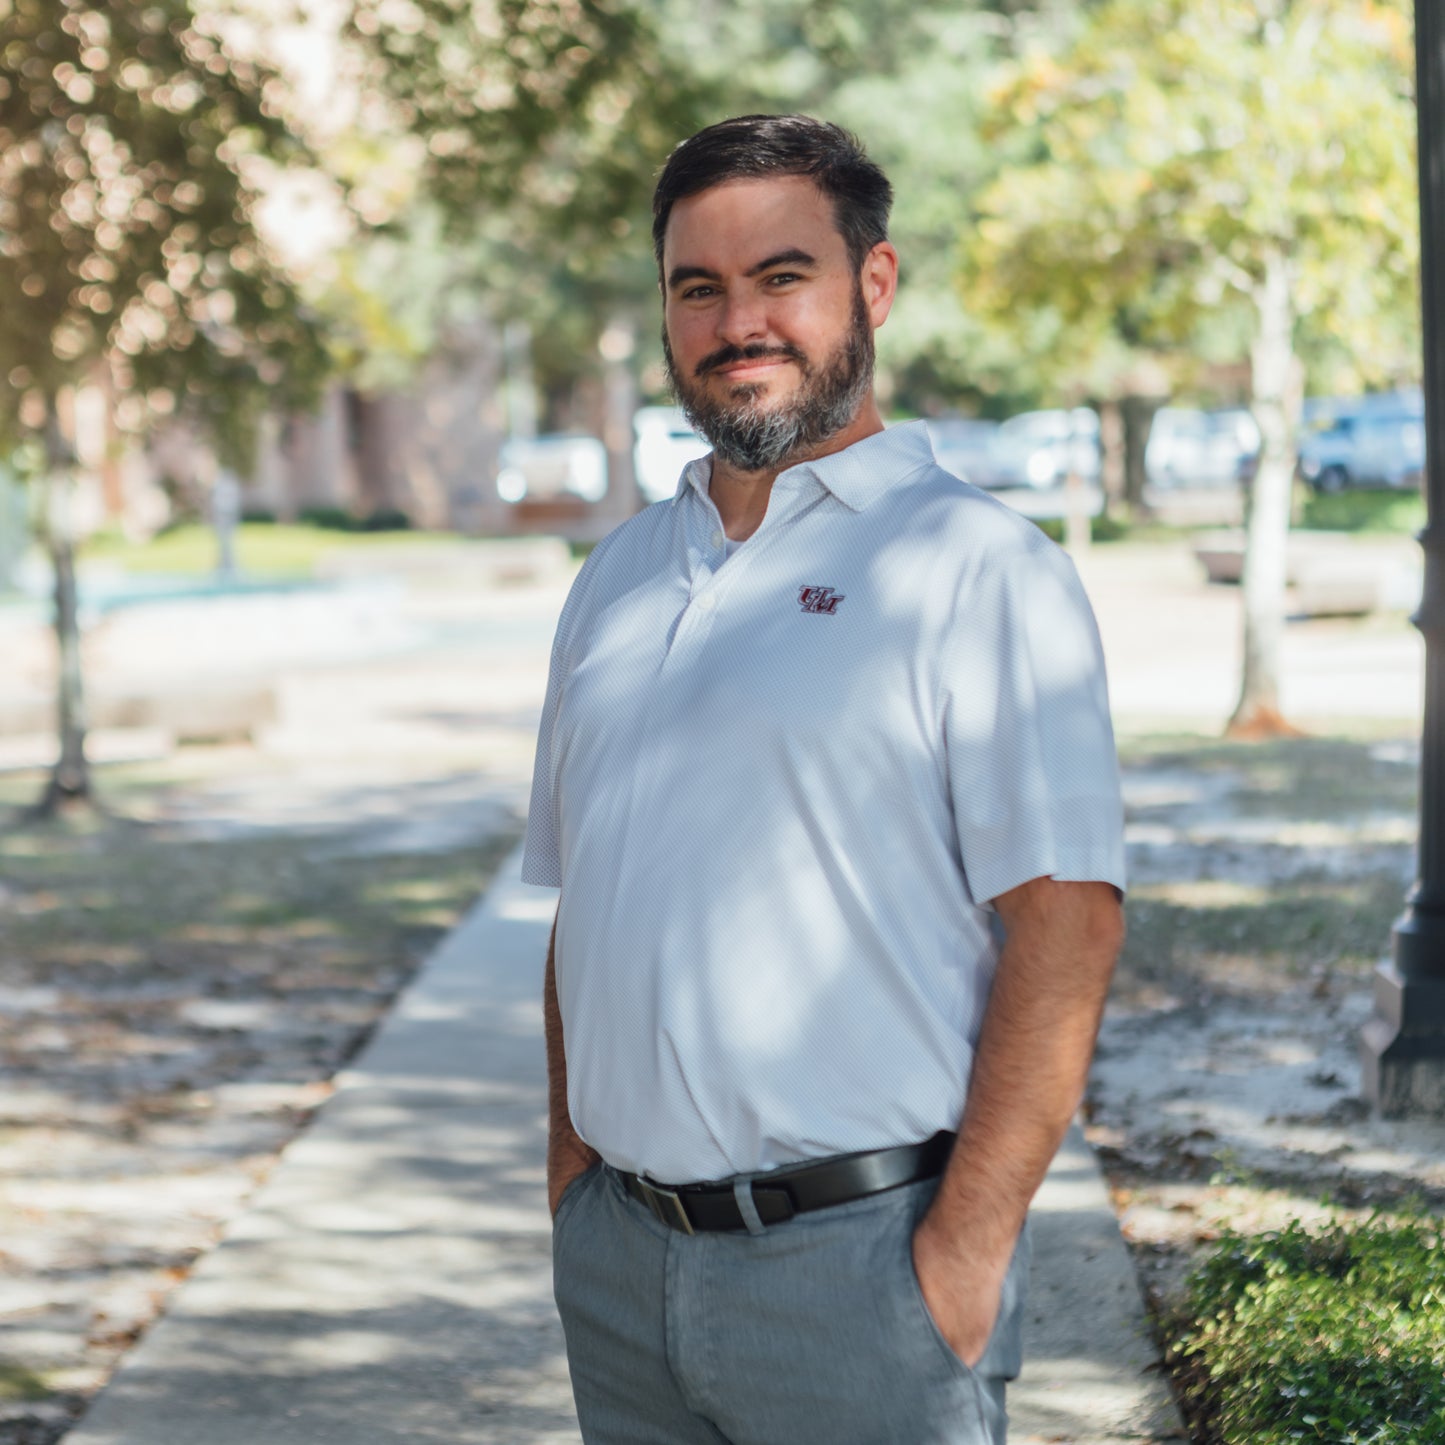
[{"left": 861, "top": 242, "right": 899, "bottom": 329}]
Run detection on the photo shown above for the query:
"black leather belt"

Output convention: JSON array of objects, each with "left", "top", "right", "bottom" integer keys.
[{"left": 619, "top": 1131, "right": 955, "bottom": 1234}]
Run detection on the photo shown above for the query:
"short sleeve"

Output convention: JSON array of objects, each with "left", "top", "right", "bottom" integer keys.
[
  {"left": 940, "top": 539, "right": 1125, "bottom": 906},
  {"left": 521, "top": 547, "right": 605, "bottom": 887},
  {"left": 519, "top": 622, "right": 569, "bottom": 887}
]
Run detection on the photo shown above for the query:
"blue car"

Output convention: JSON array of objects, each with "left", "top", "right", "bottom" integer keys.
[{"left": 1297, "top": 390, "right": 1424, "bottom": 493}]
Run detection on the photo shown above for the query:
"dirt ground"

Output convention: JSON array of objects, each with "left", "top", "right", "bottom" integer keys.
[
  {"left": 10, "top": 728, "right": 1438, "bottom": 1444},
  {"left": 0, "top": 755, "right": 523, "bottom": 1443},
  {"left": 0, "top": 588, "right": 554, "bottom": 1444},
  {"left": 1093, "top": 732, "right": 1445, "bottom": 1343},
  {"left": 4, "top": 543, "right": 1444, "bottom": 1442}
]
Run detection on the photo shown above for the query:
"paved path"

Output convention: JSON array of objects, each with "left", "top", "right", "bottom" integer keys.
[
  {"left": 66, "top": 851, "right": 576, "bottom": 1445},
  {"left": 68, "top": 845, "right": 1183, "bottom": 1445},
  {"left": 58, "top": 535, "right": 1428, "bottom": 1442}
]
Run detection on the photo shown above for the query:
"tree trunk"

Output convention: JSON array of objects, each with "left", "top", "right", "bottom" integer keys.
[
  {"left": 599, "top": 314, "right": 640, "bottom": 525},
  {"left": 1120, "top": 394, "right": 1162, "bottom": 517},
  {"left": 36, "top": 397, "right": 93, "bottom": 813},
  {"left": 1227, "top": 251, "right": 1304, "bottom": 739},
  {"left": 1098, "top": 400, "right": 1126, "bottom": 520}
]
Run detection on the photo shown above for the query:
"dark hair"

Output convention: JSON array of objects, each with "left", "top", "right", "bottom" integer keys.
[{"left": 651, "top": 114, "right": 893, "bottom": 274}]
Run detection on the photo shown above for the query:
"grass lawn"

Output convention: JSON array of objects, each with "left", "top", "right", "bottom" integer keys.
[
  {"left": 1116, "top": 732, "right": 1418, "bottom": 998},
  {"left": 78, "top": 523, "right": 466, "bottom": 579}
]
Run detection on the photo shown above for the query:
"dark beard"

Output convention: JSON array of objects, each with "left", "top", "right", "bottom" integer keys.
[{"left": 663, "top": 286, "right": 875, "bottom": 474}]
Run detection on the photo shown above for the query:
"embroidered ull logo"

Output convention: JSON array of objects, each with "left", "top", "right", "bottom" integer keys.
[{"left": 798, "top": 585, "right": 845, "bottom": 616}]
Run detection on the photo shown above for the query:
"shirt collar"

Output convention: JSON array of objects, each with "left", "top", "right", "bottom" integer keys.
[{"left": 674, "top": 420, "right": 935, "bottom": 513}]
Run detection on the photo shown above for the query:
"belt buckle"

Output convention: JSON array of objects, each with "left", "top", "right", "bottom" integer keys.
[{"left": 641, "top": 1182, "right": 696, "bottom": 1235}]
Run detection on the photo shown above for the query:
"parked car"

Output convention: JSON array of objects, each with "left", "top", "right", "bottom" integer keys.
[
  {"left": 924, "top": 418, "right": 1001, "bottom": 487},
  {"left": 987, "top": 408, "right": 1101, "bottom": 490},
  {"left": 496, "top": 434, "right": 608, "bottom": 503},
  {"left": 634, "top": 406, "right": 711, "bottom": 503},
  {"left": 1297, "top": 390, "right": 1424, "bottom": 492},
  {"left": 1146, "top": 407, "right": 1260, "bottom": 489}
]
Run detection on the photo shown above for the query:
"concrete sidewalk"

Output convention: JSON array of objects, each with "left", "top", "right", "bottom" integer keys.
[{"left": 67, "top": 846, "right": 1184, "bottom": 1445}]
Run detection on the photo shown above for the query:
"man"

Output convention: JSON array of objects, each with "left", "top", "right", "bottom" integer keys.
[{"left": 522, "top": 113, "right": 1125, "bottom": 1444}]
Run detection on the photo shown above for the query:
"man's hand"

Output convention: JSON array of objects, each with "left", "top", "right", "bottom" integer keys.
[
  {"left": 911, "top": 876, "right": 1123, "bottom": 1367},
  {"left": 910, "top": 1211, "right": 1008, "bottom": 1369}
]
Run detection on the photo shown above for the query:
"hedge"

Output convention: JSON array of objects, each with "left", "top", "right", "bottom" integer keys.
[{"left": 1169, "top": 1214, "right": 1445, "bottom": 1444}]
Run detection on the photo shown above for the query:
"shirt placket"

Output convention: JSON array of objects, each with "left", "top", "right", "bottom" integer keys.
[
  {"left": 659, "top": 493, "right": 727, "bottom": 665},
  {"left": 669, "top": 475, "right": 830, "bottom": 661}
]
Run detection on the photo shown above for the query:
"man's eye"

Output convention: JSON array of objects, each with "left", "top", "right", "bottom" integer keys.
[
  {"left": 767, "top": 273, "right": 801, "bottom": 285},
  {"left": 683, "top": 285, "right": 716, "bottom": 300}
]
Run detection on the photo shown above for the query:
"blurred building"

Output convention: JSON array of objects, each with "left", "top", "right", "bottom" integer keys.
[{"left": 247, "top": 322, "right": 510, "bottom": 532}]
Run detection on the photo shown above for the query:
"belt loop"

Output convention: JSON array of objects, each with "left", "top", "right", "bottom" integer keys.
[{"left": 732, "top": 1178, "right": 767, "bottom": 1236}]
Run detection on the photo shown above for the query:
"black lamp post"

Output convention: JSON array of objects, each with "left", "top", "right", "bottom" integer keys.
[{"left": 1362, "top": 0, "right": 1445, "bottom": 1116}]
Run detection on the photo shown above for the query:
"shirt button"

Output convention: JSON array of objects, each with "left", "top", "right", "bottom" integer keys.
[
  {"left": 696, "top": 592, "right": 716, "bottom": 612},
  {"left": 710, "top": 530, "right": 725, "bottom": 549}
]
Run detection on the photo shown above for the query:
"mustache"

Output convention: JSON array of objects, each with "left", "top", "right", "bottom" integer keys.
[{"left": 695, "top": 342, "right": 807, "bottom": 379}]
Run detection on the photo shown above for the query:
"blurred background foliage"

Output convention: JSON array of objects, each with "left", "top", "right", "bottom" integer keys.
[
  {"left": 330, "top": 0, "right": 1419, "bottom": 421},
  {"left": 0, "top": 0, "right": 332, "bottom": 464},
  {"left": 333, "top": 0, "right": 1092, "bottom": 416},
  {"left": 961, "top": 0, "right": 1419, "bottom": 404},
  {"left": 0, "top": 0, "right": 1424, "bottom": 454}
]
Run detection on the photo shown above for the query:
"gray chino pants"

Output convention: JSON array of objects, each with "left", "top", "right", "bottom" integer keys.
[{"left": 551, "top": 1161, "right": 1028, "bottom": 1444}]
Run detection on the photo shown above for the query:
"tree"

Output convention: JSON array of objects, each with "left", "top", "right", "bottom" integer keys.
[
  {"left": 0, "top": 0, "right": 330, "bottom": 812},
  {"left": 960, "top": 0, "right": 1419, "bottom": 734},
  {"left": 341, "top": 0, "right": 1054, "bottom": 425}
]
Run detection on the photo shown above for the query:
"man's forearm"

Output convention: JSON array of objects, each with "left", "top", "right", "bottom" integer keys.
[
  {"left": 914, "top": 876, "right": 1124, "bottom": 1362},
  {"left": 544, "top": 917, "right": 600, "bottom": 1216}
]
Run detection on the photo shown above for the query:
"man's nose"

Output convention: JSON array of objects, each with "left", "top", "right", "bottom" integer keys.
[{"left": 715, "top": 290, "right": 769, "bottom": 347}]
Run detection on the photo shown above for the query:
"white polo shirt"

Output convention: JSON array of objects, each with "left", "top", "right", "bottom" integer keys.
[{"left": 522, "top": 421, "right": 1125, "bottom": 1183}]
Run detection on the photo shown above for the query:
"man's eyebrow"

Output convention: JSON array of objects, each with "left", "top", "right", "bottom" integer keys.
[
  {"left": 665, "top": 249, "right": 819, "bottom": 291},
  {"left": 745, "top": 248, "right": 816, "bottom": 277},
  {"left": 666, "top": 264, "right": 721, "bottom": 290}
]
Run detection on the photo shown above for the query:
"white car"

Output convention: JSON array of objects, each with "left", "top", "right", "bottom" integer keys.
[
  {"left": 496, "top": 434, "right": 608, "bottom": 503},
  {"left": 989, "top": 408, "right": 1101, "bottom": 489},
  {"left": 634, "top": 406, "right": 711, "bottom": 504},
  {"left": 924, "top": 418, "right": 1000, "bottom": 487},
  {"left": 1146, "top": 407, "right": 1260, "bottom": 489}
]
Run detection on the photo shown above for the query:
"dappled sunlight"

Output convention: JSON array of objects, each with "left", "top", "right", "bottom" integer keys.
[
  {"left": 13, "top": 940, "right": 143, "bottom": 968},
  {"left": 1095, "top": 984, "right": 1445, "bottom": 1192},
  {"left": 1127, "top": 814, "right": 1417, "bottom": 848},
  {"left": 0, "top": 793, "right": 519, "bottom": 1431},
  {"left": 1119, "top": 875, "right": 1409, "bottom": 997},
  {"left": 361, "top": 878, "right": 457, "bottom": 906},
  {"left": 1092, "top": 729, "right": 1445, "bottom": 1389},
  {"left": 173, "top": 919, "right": 278, "bottom": 945},
  {"left": 47, "top": 856, "right": 576, "bottom": 1441},
  {"left": 1130, "top": 878, "right": 1272, "bottom": 908},
  {"left": 545, "top": 477, "right": 1120, "bottom": 1174}
]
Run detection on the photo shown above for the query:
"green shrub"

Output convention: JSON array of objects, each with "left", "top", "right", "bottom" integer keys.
[
  {"left": 294, "top": 505, "right": 414, "bottom": 533},
  {"left": 1031, "top": 513, "right": 1130, "bottom": 545},
  {"left": 1170, "top": 1214, "right": 1445, "bottom": 1444},
  {"left": 357, "top": 506, "right": 413, "bottom": 532},
  {"left": 1300, "top": 489, "right": 1425, "bottom": 534},
  {"left": 1091, "top": 511, "right": 1131, "bottom": 543},
  {"left": 296, "top": 505, "right": 358, "bottom": 531}
]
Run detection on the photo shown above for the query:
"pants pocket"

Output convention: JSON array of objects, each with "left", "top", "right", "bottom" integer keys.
[
  {"left": 898, "top": 1203, "right": 1029, "bottom": 1391},
  {"left": 552, "top": 1162, "right": 601, "bottom": 1243},
  {"left": 898, "top": 1214, "right": 981, "bottom": 1383}
]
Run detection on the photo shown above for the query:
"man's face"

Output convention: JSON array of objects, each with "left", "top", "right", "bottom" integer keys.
[{"left": 660, "top": 175, "right": 894, "bottom": 474}]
